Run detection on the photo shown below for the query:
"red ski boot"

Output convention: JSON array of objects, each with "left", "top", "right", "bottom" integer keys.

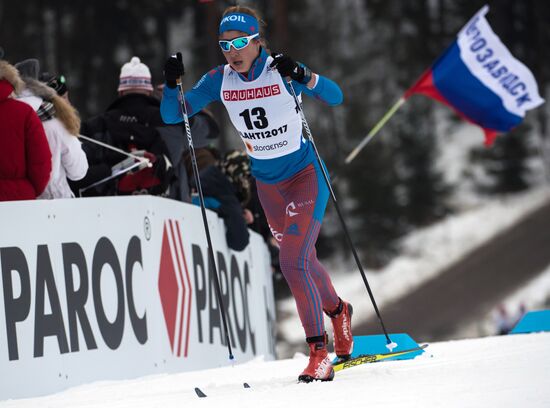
[
  {"left": 298, "top": 335, "right": 334, "bottom": 383},
  {"left": 326, "top": 299, "right": 354, "bottom": 361}
]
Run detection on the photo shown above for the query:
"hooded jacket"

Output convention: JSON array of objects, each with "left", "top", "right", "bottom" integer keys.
[
  {"left": 17, "top": 77, "right": 88, "bottom": 199},
  {"left": 0, "top": 61, "right": 51, "bottom": 201}
]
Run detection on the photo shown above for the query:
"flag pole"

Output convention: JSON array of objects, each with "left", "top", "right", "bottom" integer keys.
[
  {"left": 343, "top": 6, "right": 497, "bottom": 166},
  {"left": 344, "top": 96, "right": 407, "bottom": 165}
]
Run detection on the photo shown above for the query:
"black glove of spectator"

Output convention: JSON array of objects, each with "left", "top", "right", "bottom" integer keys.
[
  {"left": 270, "top": 53, "right": 312, "bottom": 85},
  {"left": 164, "top": 52, "right": 184, "bottom": 89}
]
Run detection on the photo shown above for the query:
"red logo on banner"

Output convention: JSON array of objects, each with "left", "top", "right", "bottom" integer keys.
[{"left": 158, "top": 220, "right": 193, "bottom": 357}]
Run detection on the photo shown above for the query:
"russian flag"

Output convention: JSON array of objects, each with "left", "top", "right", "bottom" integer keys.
[{"left": 405, "top": 5, "right": 544, "bottom": 145}]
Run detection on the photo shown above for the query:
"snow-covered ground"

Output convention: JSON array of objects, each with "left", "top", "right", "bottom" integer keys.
[
  {"left": 279, "top": 186, "right": 550, "bottom": 346},
  {"left": 3, "top": 332, "right": 549, "bottom": 408}
]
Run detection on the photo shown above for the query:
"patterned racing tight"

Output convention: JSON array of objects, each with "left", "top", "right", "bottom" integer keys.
[{"left": 256, "top": 161, "right": 340, "bottom": 338}]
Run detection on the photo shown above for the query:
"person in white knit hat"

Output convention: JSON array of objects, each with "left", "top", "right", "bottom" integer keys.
[
  {"left": 76, "top": 55, "right": 218, "bottom": 202},
  {"left": 117, "top": 56, "right": 154, "bottom": 94},
  {"left": 76, "top": 55, "right": 179, "bottom": 198}
]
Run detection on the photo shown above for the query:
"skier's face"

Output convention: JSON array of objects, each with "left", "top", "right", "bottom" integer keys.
[{"left": 219, "top": 30, "right": 260, "bottom": 74}]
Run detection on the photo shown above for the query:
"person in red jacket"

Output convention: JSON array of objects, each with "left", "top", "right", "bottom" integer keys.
[{"left": 0, "top": 60, "right": 51, "bottom": 201}]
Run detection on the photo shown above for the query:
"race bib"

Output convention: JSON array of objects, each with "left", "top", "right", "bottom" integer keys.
[{"left": 220, "top": 57, "right": 303, "bottom": 159}]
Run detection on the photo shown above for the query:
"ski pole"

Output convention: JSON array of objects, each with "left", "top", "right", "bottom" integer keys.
[
  {"left": 78, "top": 160, "right": 143, "bottom": 196},
  {"left": 287, "top": 80, "right": 396, "bottom": 350},
  {"left": 175, "top": 52, "right": 234, "bottom": 360},
  {"left": 79, "top": 135, "right": 152, "bottom": 168}
]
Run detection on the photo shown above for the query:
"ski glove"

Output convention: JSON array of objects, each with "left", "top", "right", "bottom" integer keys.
[
  {"left": 270, "top": 53, "right": 312, "bottom": 85},
  {"left": 164, "top": 52, "right": 184, "bottom": 89}
]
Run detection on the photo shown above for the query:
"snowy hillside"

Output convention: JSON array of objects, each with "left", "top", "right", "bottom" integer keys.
[{"left": 2, "top": 332, "right": 549, "bottom": 408}]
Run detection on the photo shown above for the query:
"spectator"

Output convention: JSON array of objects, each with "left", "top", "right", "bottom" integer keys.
[
  {"left": 188, "top": 148, "right": 250, "bottom": 251},
  {"left": 75, "top": 56, "right": 179, "bottom": 198},
  {"left": 494, "top": 304, "right": 513, "bottom": 335},
  {"left": 41, "top": 72, "right": 69, "bottom": 101},
  {"left": 15, "top": 59, "right": 88, "bottom": 199},
  {"left": 221, "top": 150, "right": 281, "bottom": 270},
  {"left": 0, "top": 60, "right": 51, "bottom": 201},
  {"left": 220, "top": 149, "right": 252, "bottom": 207},
  {"left": 511, "top": 302, "right": 527, "bottom": 329},
  {"left": 170, "top": 106, "right": 220, "bottom": 202}
]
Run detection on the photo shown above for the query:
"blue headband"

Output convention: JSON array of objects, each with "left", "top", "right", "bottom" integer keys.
[{"left": 219, "top": 13, "right": 259, "bottom": 36}]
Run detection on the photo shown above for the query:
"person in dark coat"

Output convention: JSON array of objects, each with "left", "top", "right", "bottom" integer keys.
[
  {"left": 75, "top": 56, "right": 218, "bottom": 200},
  {"left": 72, "top": 57, "right": 174, "bottom": 197},
  {"left": 183, "top": 147, "right": 249, "bottom": 251},
  {"left": 220, "top": 149, "right": 281, "bottom": 264},
  {"left": 0, "top": 60, "right": 51, "bottom": 201},
  {"left": 195, "top": 163, "right": 250, "bottom": 251}
]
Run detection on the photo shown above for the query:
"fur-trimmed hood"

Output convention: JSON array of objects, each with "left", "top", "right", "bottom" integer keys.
[
  {"left": 0, "top": 60, "right": 25, "bottom": 96},
  {"left": 23, "top": 77, "right": 58, "bottom": 101},
  {"left": 19, "top": 77, "right": 81, "bottom": 136}
]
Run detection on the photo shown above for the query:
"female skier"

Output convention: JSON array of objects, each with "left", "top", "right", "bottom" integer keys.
[{"left": 161, "top": 5, "right": 353, "bottom": 382}]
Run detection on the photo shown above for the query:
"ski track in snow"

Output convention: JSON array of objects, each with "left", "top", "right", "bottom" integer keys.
[{"left": 2, "top": 333, "right": 549, "bottom": 408}]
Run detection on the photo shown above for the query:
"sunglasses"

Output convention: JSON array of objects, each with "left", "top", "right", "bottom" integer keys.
[{"left": 218, "top": 33, "right": 259, "bottom": 52}]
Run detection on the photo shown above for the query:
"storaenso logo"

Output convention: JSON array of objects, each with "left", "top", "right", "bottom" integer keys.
[
  {"left": 158, "top": 218, "right": 257, "bottom": 354},
  {"left": 0, "top": 237, "right": 147, "bottom": 361}
]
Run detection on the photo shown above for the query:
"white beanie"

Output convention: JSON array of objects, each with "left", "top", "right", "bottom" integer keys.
[{"left": 118, "top": 56, "right": 153, "bottom": 92}]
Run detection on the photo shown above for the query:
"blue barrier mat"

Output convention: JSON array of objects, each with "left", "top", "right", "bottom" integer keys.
[
  {"left": 332, "top": 333, "right": 424, "bottom": 364},
  {"left": 510, "top": 310, "right": 550, "bottom": 334}
]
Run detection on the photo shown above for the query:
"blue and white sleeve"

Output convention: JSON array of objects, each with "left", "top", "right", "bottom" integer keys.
[
  {"left": 160, "top": 66, "right": 224, "bottom": 124},
  {"left": 290, "top": 74, "right": 344, "bottom": 106}
]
